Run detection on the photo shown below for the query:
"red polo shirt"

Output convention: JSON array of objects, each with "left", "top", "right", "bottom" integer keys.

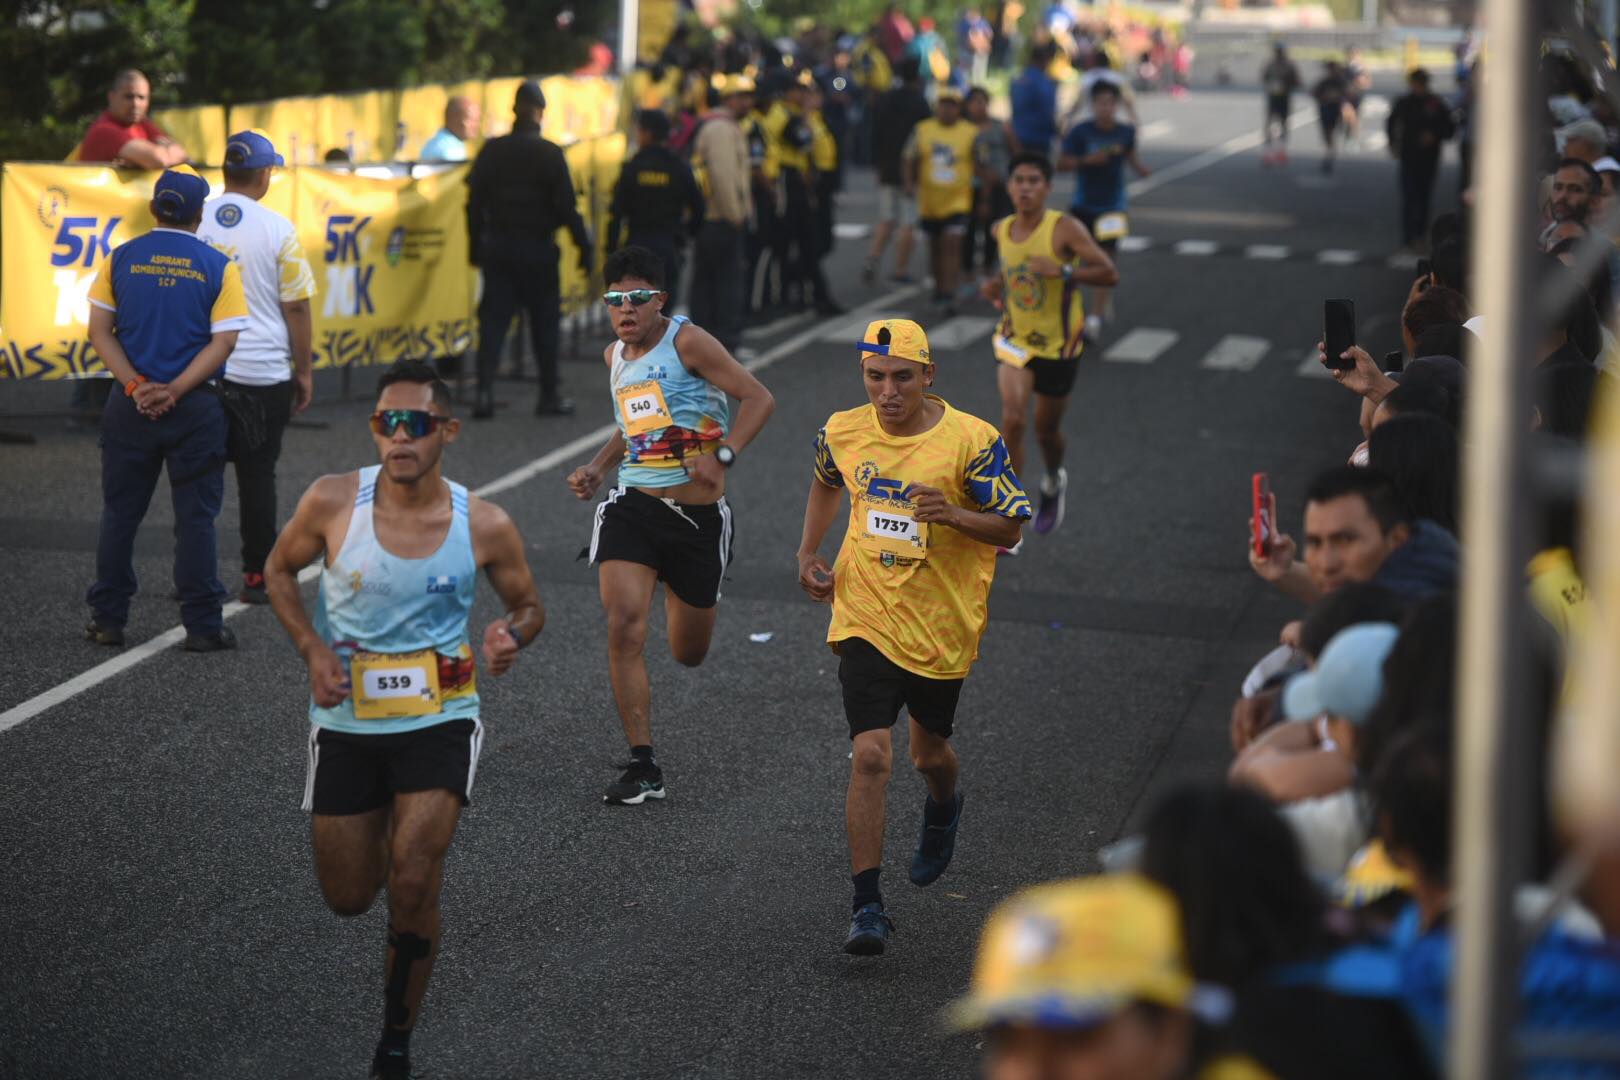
[{"left": 78, "top": 111, "right": 167, "bottom": 163}]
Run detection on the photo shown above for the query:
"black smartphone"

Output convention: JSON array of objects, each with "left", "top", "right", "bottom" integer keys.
[
  {"left": 1324, "top": 299, "right": 1356, "bottom": 371},
  {"left": 1383, "top": 348, "right": 1405, "bottom": 374},
  {"left": 1416, "top": 257, "right": 1432, "bottom": 279}
]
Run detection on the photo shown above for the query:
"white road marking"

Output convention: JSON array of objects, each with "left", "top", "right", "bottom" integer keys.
[
  {"left": 1103, "top": 327, "right": 1179, "bottom": 364},
  {"left": 1387, "top": 251, "right": 1422, "bottom": 271},
  {"left": 1297, "top": 349, "right": 1334, "bottom": 378},
  {"left": 742, "top": 311, "right": 814, "bottom": 341},
  {"left": 1117, "top": 236, "right": 1154, "bottom": 253},
  {"left": 1317, "top": 249, "right": 1361, "bottom": 265},
  {"left": 926, "top": 315, "right": 996, "bottom": 351},
  {"left": 1361, "top": 95, "right": 1390, "bottom": 117},
  {"left": 1127, "top": 105, "right": 1316, "bottom": 199},
  {"left": 1364, "top": 132, "right": 1388, "bottom": 152},
  {"left": 1174, "top": 239, "right": 1218, "bottom": 256},
  {"left": 1199, "top": 334, "right": 1270, "bottom": 371},
  {"left": 0, "top": 285, "right": 924, "bottom": 734},
  {"left": 833, "top": 222, "right": 871, "bottom": 240},
  {"left": 1139, "top": 119, "right": 1174, "bottom": 139},
  {"left": 1244, "top": 244, "right": 1290, "bottom": 260},
  {"left": 817, "top": 310, "right": 889, "bottom": 344}
]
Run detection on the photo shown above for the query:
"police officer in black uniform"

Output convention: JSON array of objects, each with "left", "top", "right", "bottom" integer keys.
[
  {"left": 466, "top": 80, "right": 590, "bottom": 419},
  {"left": 1386, "top": 68, "right": 1456, "bottom": 249},
  {"left": 607, "top": 109, "right": 705, "bottom": 309}
]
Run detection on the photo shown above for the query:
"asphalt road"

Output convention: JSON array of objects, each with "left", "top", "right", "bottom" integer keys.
[{"left": 0, "top": 79, "right": 1454, "bottom": 1080}]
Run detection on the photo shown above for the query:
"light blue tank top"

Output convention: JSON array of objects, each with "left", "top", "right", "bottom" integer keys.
[
  {"left": 311, "top": 465, "right": 479, "bottom": 735},
  {"left": 611, "top": 316, "right": 731, "bottom": 489}
]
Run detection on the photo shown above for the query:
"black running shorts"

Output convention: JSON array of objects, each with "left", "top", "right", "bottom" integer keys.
[
  {"left": 302, "top": 718, "right": 483, "bottom": 815},
  {"left": 999, "top": 353, "right": 1082, "bottom": 399},
  {"left": 837, "top": 637, "right": 965, "bottom": 740},
  {"left": 1075, "top": 209, "right": 1119, "bottom": 254},
  {"left": 920, "top": 213, "right": 971, "bottom": 236},
  {"left": 590, "top": 487, "right": 734, "bottom": 609},
  {"left": 1267, "top": 94, "right": 1290, "bottom": 120}
]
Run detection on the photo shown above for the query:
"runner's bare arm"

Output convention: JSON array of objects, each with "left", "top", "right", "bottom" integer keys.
[
  {"left": 113, "top": 138, "right": 188, "bottom": 169},
  {"left": 567, "top": 430, "right": 626, "bottom": 500},
  {"left": 469, "top": 497, "right": 543, "bottom": 676},
  {"left": 797, "top": 476, "right": 843, "bottom": 603},
  {"left": 266, "top": 475, "right": 355, "bottom": 707},
  {"left": 1054, "top": 215, "right": 1119, "bottom": 287},
  {"left": 910, "top": 485, "right": 1023, "bottom": 549},
  {"left": 676, "top": 322, "right": 775, "bottom": 453},
  {"left": 1127, "top": 149, "right": 1150, "bottom": 178}
]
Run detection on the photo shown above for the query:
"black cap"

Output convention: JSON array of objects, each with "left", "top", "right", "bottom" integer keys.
[{"left": 515, "top": 80, "right": 546, "bottom": 110}]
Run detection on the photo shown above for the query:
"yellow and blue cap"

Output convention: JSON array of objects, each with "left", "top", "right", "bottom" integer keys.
[
  {"left": 859, "top": 318, "right": 932, "bottom": 365},
  {"left": 945, "top": 875, "right": 1196, "bottom": 1032},
  {"left": 152, "top": 164, "right": 210, "bottom": 221},
  {"left": 224, "top": 128, "right": 284, "bottom": 169}
]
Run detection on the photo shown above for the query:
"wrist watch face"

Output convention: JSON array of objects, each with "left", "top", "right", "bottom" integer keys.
[{"left": 716, "top": 445, "right": 736, "bottom": 467}]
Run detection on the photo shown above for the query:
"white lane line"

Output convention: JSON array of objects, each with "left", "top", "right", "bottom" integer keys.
[
  {"left": 1387, "top": 251, "right": 1421, "bottom": 271},
  {"left": 1103, "top": 327, "right": 1179, "bottom": 364},
  {"left": 833, "top": 222, "right": 871, "bottom": 240},
  {"left": 1364, "top": 132, "right": 1388, "bottom": 152},
  {"left": 1127, "top": 105, "right": 1316, "bottom": 199},
  {"left": 1297, "top": 349, "right": 1334, "bottom": 378},
  {"left": 817, "top": 309, "right": 891, "bottom": 343},
  {"left": 1174, "top": 239, "right": 1218, "bottom": 256},
  {"left": 1117, "top": 236, "right": 1154, "bottom": 253},
  {"left": 1200, "top": 334, "right": 1270, "bottom": 371},
  {"left": 742, "top": 311, "right": 814, "bottom": 341},
  {"left": 1245, "top": 244, "right": 1290, "bottom": 260},
  {"left": 0, "top": 284, "right": 923, "bottom": 735},
  {"left": 926, "top": 314, "right": 996, "bottom": 351},
  {"left": 1139, "top": 119, "right": 1174, "bottom": 139},
  {"left": 1317, "top": 249, "right": 1361, "bottom": 265}
]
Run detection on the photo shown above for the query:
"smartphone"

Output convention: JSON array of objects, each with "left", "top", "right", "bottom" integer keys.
[
  {"left": 1416, "top": 257, "right": 1432, "bottom": 280},
  {"left": 1324, "top": 299, "right": 1356, "bottom": 371},
  {"left": 1383, "top": 348, "right": 1405, "bottom": 375},
  {"left": 1251, "top": 472, "right": 1272, "bottom": 560}
]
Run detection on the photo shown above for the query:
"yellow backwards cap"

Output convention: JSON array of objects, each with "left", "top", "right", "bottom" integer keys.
[{"left": 859, "top": 318, "right": 932, "bottom": 365}]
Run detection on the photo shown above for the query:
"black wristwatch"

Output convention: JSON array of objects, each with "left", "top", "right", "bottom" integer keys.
[{"left": 715, "top": 445, "right": 737, "bottom": 469}]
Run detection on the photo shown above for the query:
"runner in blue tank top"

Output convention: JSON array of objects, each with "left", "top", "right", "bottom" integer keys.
[
  {"left": 264, "top": 360, "right": 544, "bottom": 1080},
  {"left": 567, "top": 246, "right": 776, "bottom": 805}
]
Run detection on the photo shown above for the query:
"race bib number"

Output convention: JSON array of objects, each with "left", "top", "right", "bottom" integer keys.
[
  {"left": 1093, "top": 212, "right": 1128, "bottom": 241},
  {"left": 616, "top": 379, "right": 672, "bottom": 437},
  {"left": 992, "top": 333, "right": 1032, "bottom": 369},
  {"left": 856, "top": 502, "right": 929, "bottom": 560},
  {"left": 351, "top": 648, "right": 443, "bottom": 720}
]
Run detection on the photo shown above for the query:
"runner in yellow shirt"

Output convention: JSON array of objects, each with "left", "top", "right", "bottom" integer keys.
[
  {"left": 982, "top": 152, "right": 1117, "bottom": 544},
  {"left": 905, "top": 89, "right": 981, "bottom": 314},
  {"left": 797, "top": 318, "right": 1031, "bottom": 955}
]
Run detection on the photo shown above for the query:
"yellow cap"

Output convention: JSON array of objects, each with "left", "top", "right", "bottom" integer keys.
[
  {"left": 859, "top": 318, "right": 932, "bottom": 365},
  {"left": 721, "top": 74, "right": 756, "bottom": 96},
  {"left": 1333, "top": 840, "right": 1415, "bottom": 908},
  {"left": 944, "top": 875, "right": 1194, "bottom": 1032},
  {"left": 794, "top": 68, "right": 816, "bottom": 88},
  {"left": 935, "top": 87, "right": 964, "bottom": 103}
]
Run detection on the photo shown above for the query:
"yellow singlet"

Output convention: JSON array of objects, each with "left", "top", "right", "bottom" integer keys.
[
  {"left": 993, "top": 209, "right": 1086, "bottom": 363},
  {"left": 912, "top": 118, "right": 979, "bottom": 219}
]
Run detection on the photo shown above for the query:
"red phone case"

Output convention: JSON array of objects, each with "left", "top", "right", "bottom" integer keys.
[{"left": 1251, "top": 473, "right": 1272, "bottom": 559}]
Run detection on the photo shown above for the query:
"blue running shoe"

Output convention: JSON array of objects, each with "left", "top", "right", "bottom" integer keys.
[
  {"left": 910, "top": 792, "right": 963, "bottom": 886},
  {"left": 844, "top": 903, "right": 895, "bottom": 955}
]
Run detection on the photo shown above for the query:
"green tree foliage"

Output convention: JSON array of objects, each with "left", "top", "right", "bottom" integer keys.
[{"left": 0, "top": 0, "right": 606, "bottom": 161}]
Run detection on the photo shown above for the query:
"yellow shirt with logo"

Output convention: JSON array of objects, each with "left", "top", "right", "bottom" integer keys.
[
  {"left": 763, "top": 101, "right": 810, "bottom": 174},
  {"left": 813, "top": 397, "right": 1031, "bottom": 679},
  {"left": 994, "top": 209, "right": 1087, "bottom": 363},
  {"left": 1528, "top": 546, "right": 1589, "bottom": 705},
  {"left": 910, "top": 118, "right": 980, "bottom": 219}
]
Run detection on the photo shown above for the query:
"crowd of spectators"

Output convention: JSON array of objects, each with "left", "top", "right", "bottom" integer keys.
[{"left": 945, "top": 41, "right": 1620, "bottom": 1080}]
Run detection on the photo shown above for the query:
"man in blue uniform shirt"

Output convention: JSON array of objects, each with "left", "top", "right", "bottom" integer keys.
[
  {"left": 1059, "top": 81, "right": 1149, "bottom": 341},
  {"left": 85, "top": 164, "right": 250, "bottom": 651}
]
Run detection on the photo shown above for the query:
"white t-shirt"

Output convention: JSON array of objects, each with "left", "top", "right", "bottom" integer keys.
[
  {"left": 197, "top": 192, "right": 316, "bottom": 385},
  {"left": 1282, "top": 788, "right": 1367, "bottom": 882}
]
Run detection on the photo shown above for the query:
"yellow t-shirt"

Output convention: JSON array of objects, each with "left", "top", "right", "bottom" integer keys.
[
  {"left": 813, "top": 397, "right": 1031, "bottom": 679},
  {"left": 810, "top": 109, "right": 838, "bottom": 172},
  {"left": 994, "top": 209, "right": 1087, "bottom": 363},
  {"left": 763, "top": 101, "right": 810, "bottom": 174},
  {"left": 910, "top": 117, "right": 979, "bottom": 219},
  {"left": 853, "top": 40, "right": 894, "bottom": 93},
  {"left": 1528, "top": 546, "right": 1589, "bottom": 705}
]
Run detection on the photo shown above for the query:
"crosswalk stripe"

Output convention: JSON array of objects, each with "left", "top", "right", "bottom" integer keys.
[
  {"left": 1118, "top": 236, "right": 1153, "bottom": 253},
  {"left": 1103, "top": 327, "right": 1179, "bottom": 364},
  {"left": 1365, "top": 132, "right": 1389, "bottom": 152},
  {"left": 833, "top": 222, "right": 871, "bottom": 240},
  {"left": 1174, "top": 239, "right": 1218, "bottom": 256},
  {"left": 1245, "top": 244, "right": 1291, "bottom": 260},
  {"left": 1387, "top": 251, "right": 1421, "bottom": 271},
  {"left": 1297, "top": 349, "right": 1334, "bottom": 378},
  {"left": 1317, "top": 249, "right": 1361, "bottom": 265},
  {"left": 817, "top": 311, "right": 882, "bottom": 344},
  {"left": 1200, "top": 334, "right": 1269, "bottom": 371},
  {"left": 1139, "top": 119, "right": 1174, "bottom": 138},
  {"left": 926, "top": 314, "right": 996, "bottom": 351}
]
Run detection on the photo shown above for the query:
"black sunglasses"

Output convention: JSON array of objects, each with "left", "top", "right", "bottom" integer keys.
[
  {"left": 602, "top": 289, "right": 661, "bottom": 308},
  {"left": 370, "top": 409, "right": 447, "bottom": 438}
]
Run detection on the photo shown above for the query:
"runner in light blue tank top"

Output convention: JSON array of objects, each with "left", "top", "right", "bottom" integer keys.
[
  {"left": 264, "top": 360, "right": 545, "bottom": 1078},
  {"left": 311, "top": 464, "right": 479, "bottom": 736},
  {"left": 610, "top": 314, "right": 732, "bottom": 488}
]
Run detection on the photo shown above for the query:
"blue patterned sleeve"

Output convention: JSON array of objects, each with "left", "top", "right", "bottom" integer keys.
[
  {"left": 813, "top": 427, "right": 843, "bottom": 488},
  {"left": 964, "top": 435, "right": 1032, "bottom": 519}
]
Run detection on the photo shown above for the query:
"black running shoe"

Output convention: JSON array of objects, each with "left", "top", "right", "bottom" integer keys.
[
  {"left": 909, "top": 791, "right": 963, "bottom": 886},
  {"left": 844, "top": 903, "right": 895, "bottom": 955},
  {"left": 370, "top": 1047, "right": 413, "bottom": 1080},
  {"left": 603, "top": 761, "right": 665, "bottom": 805}
]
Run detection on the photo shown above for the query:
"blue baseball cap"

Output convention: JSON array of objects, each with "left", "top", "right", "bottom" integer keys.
[
  {"left": 1283, "top": 622, "right": 1400, "bottom": 726},
  {"left": 224, "top": 128, "right": 285, "bottom": 169},
  {"left": 151, "top": 164, "right": 211, "bottom": 222}
]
